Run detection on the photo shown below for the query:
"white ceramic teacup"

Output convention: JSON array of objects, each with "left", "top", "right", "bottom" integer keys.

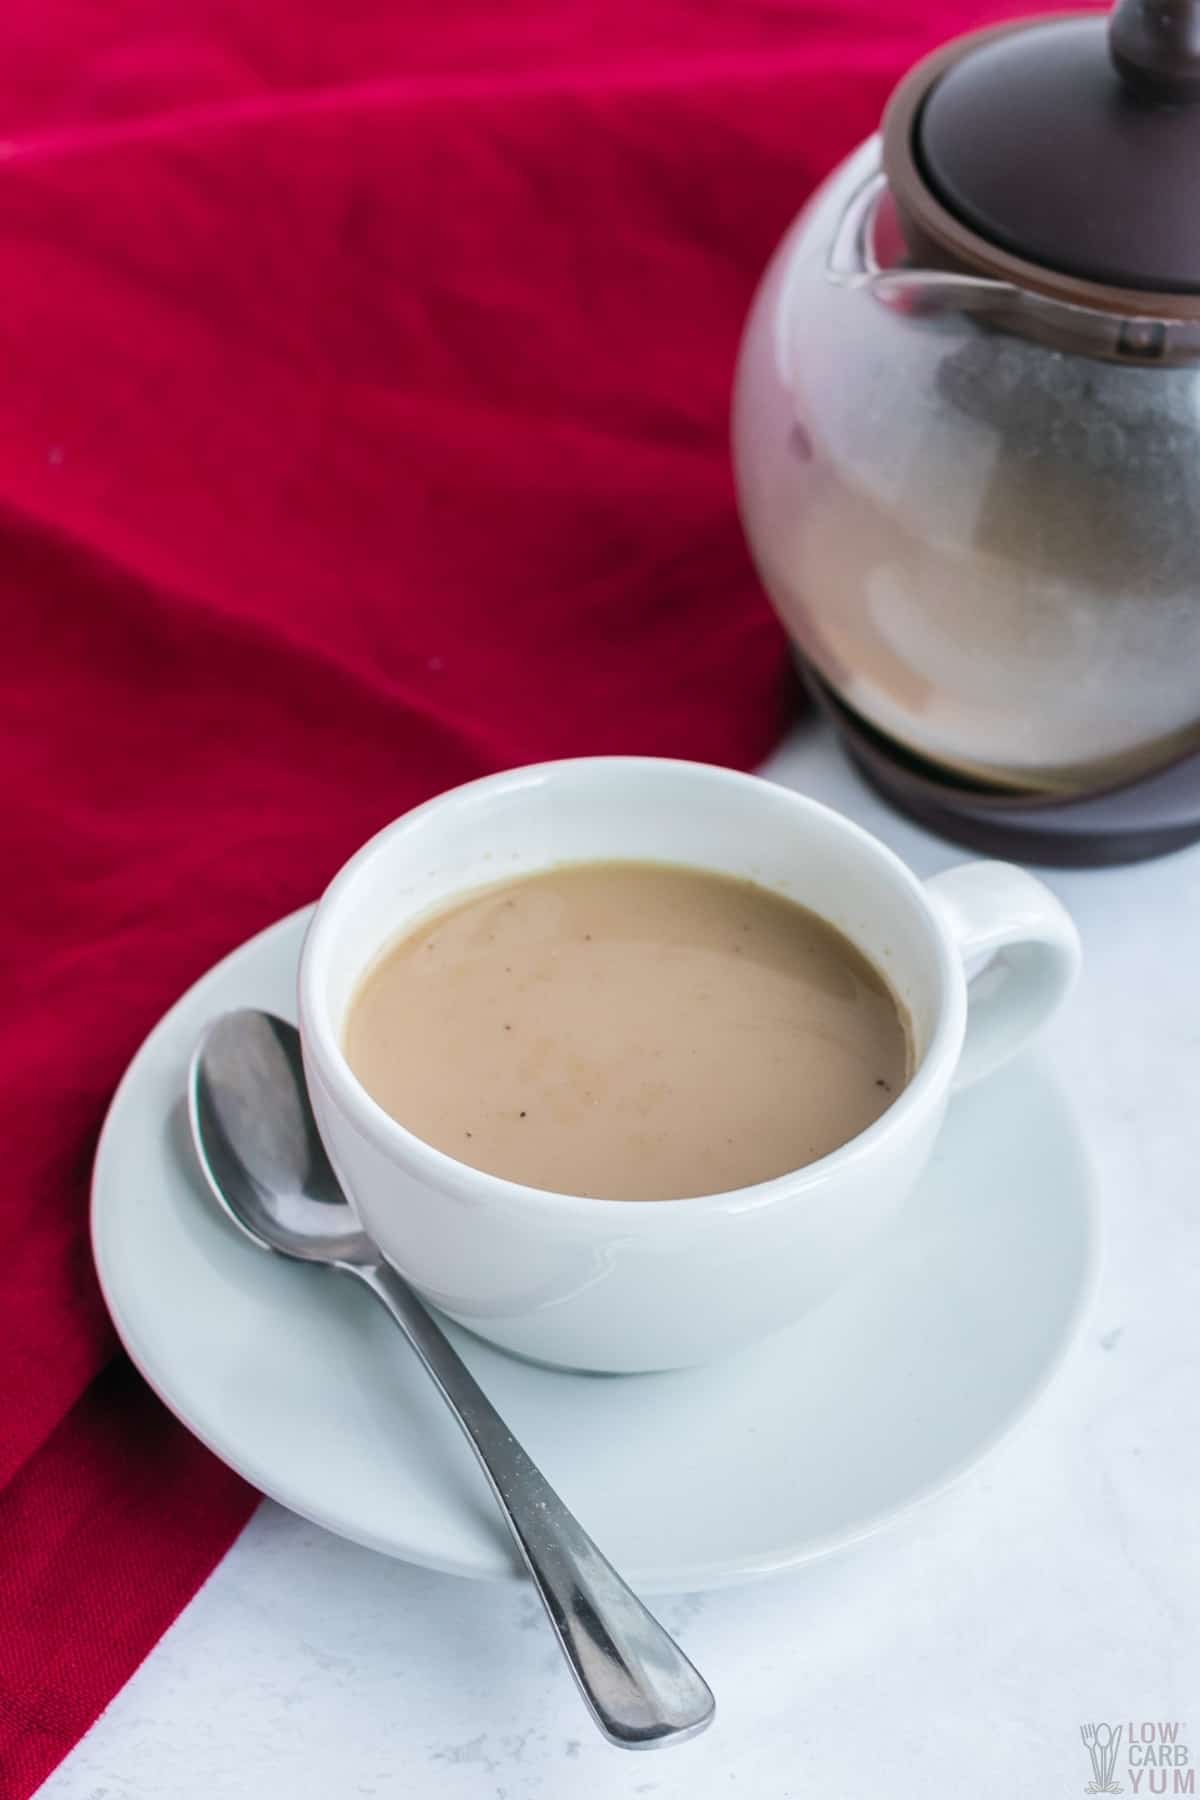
[{"left": 299, "top": 757, "right": 1080, "bottom": 1373}]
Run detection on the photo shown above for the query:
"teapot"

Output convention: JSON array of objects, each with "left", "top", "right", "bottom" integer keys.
[{"left": 734, "top": 0, "right": 1200, "bottom": 861}]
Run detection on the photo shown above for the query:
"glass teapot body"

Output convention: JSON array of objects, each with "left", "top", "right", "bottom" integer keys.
[{"left": 733, "top": 139, "right": 1200, "bottom": 794}]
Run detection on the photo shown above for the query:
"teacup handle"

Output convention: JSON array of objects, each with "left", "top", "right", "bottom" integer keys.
[{"left": 924, "top": 862, "right": 1081, "bottom": 1090}]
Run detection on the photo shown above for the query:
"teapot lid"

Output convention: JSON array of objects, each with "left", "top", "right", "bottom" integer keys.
[{"left": 884, "top": 1, "right": 1200, "bottom": 315}]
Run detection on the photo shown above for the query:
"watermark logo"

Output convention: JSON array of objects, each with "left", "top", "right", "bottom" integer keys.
[
  {"left": 1080, "top": 1723, "right": 1192, "bottom": 1795},
  {"left": 1081, "top": 1724, "right": 1124, "bottom": 1794}
]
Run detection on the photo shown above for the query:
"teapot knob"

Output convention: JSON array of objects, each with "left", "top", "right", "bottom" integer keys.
[{"left": 1110, "top": 0, "right": 1200, "bottom": 101}]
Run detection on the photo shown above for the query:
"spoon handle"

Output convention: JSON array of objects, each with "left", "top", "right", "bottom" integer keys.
[{"left": 342, "top": 1260, "right": 715, "bottom": 1750}]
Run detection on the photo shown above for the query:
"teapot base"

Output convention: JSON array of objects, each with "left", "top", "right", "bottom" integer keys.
[{"left": 804, "top": 670, "right": 1200, "bottom": 869}]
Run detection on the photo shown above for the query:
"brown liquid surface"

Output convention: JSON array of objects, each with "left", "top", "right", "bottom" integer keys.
[{"left": 343, "top": 862, "right": 909, "bottom": 1201}]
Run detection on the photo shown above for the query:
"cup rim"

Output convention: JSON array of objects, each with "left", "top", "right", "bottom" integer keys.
[{"left": 298, "top": 756, "right": 966, "bottom": 1223}]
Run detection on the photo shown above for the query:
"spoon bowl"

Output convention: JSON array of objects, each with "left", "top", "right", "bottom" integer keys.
[{"left": 189, "top": 1009, "right": 372, "bottom": 1264}]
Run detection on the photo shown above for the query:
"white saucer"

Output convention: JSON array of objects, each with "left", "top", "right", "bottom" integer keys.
[{"left": 92, "top": 907, "right": 1098, "bottom": 1593}]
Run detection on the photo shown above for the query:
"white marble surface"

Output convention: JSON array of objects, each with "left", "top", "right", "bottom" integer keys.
[{"left": 42, "top": 721, "right": 1199, "bottom": 1800}]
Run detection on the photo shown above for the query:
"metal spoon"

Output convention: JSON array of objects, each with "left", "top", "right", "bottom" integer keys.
[{"left": 187, "top": 1008, "right": 715, "bottom": 1751}]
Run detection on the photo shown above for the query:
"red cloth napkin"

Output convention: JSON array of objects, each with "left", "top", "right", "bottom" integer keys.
[{"left": 0, "top": 1, "right": 1054, "bottom": 1791}]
